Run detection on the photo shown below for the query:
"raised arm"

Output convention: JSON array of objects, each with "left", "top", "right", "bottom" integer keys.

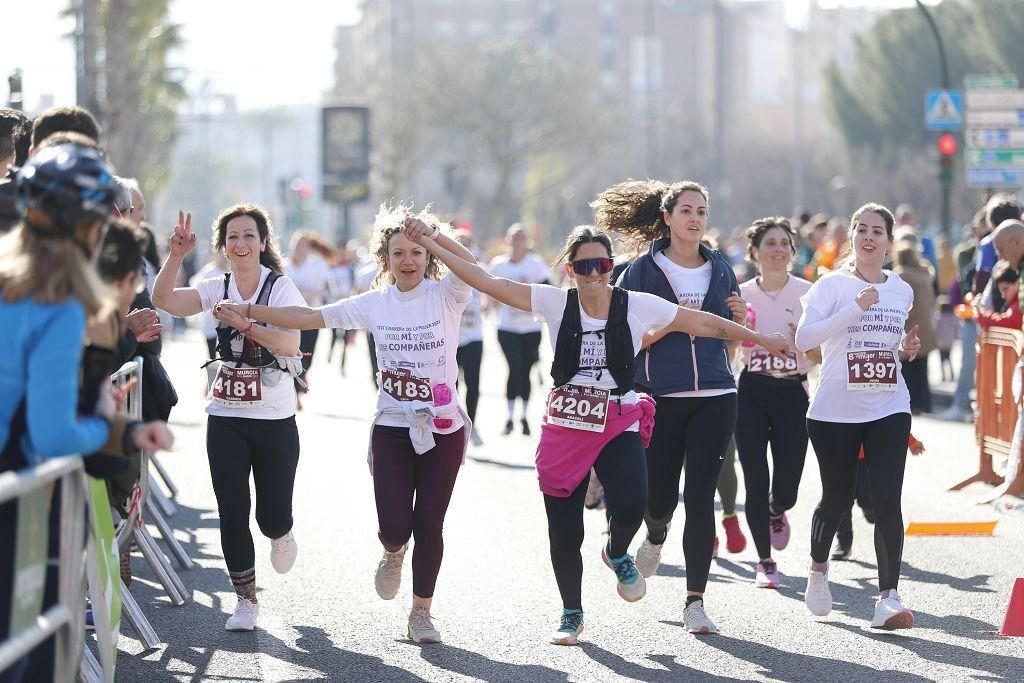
[
  {"left": 215, "top": 302, "right": 327, "bottom": 332},
  {"left": 408, "top": 229, "right": 533, "bottom": 313},
  {"left": 666, "top": 305, "right": 790, "bottom": 358},
  {"left": 151, "top": 210, "right": 203, "bottom": 316}
]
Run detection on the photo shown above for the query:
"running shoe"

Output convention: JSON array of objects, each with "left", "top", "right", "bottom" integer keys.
[
  {"left": 470, "top": 429, "right": 484, "bottom": 447},
  {"left": 870, "top": 591, "right": 914, "bottom": 630},
  {"left": 722, "top": 516, "right": 747, "bottom": 553},
  {"left": 408, "top": 606, "right": 441, "bottom": 643},
  {"left": 270, "top": 530, "right": 298, "bottom": 574},
  {"left": 831, "top": 542, "right": 852, "bottom": 561},
  {"left": 225, "top": 598, "right": 259, "bottom": 631},
  {"left": 550, "top": 610, "right": 584, "bottom": 646},
  {"left": 502, "top": 420, "right": 514, "bottom": 435},
  {"left": 805, "top": 569, "right": 832, "bottom": 617},
  {"left": 755, "top": 559, "right": 781, "bottom": 589},
  {"left": 635, "top": 537, "right": 664, "bottom": 578},
  {"left": 683, "top": 599, "right": 718, "bottom": 634},
  {"left": 375, "top": 544, "right": 407, "bottom": 600},
  {"left": 768, "top": 510, "right": 791, "bottom": 551},
  {"left": 601, "top": 542, "right": 646, "bottom": 602},
  {"left": 521, "top": 419, "right": 531, "bottom": 436}
]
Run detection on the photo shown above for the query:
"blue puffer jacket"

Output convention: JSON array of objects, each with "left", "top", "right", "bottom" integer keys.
[{"left": 616, "top": 238, "right": 738, "bottom": 395}]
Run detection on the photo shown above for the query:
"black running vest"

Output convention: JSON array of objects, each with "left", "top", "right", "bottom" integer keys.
[
  {"left": 550, "top": 287, "right": 635, "bottom": 395},
  {"left": 214, "top": 271, "right": 281, "bottom": 368}
]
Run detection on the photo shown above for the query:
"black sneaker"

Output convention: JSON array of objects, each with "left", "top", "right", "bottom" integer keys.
[
  {"left": 521, "top": 419, "right": 531, "bottom": 436},
  {"left": 831, "top": 542, "right": 852, "bottom": 561},
  {"left": 501, "top": 420, "right": 514, "bottom": 435}
]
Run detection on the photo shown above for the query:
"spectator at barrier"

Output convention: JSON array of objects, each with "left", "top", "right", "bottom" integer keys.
[
  {"left": 973, "top": 261, "right": 1022, "bottom": 331},
  {"left": 975, "top": 196, "right": 1022, "bottom": 312},
  {"left": 0, "top": 108, "right": 32, "bottom": 233},
  {"left": 933, "top": 295, "right": 958, "bottom": 381},
  {"left": 30, "top": 105, "right": 101, "bottom": 152},
  {"left": 894, "top": 243, "right": 936, "bottom": 414}
]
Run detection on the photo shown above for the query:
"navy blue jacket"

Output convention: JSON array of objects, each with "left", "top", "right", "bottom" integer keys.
[{"left": 616, "top": 237, "right": 738, "bottom": 395}]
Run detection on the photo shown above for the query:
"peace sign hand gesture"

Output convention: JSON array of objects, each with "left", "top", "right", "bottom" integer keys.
[{"left": 168, "top": 210, "right": 196, "bottom": 259}]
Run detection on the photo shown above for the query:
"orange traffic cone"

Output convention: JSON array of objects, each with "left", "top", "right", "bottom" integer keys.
[{"left": 1000, "top": 578, "right": 1024, "bottom": 636}]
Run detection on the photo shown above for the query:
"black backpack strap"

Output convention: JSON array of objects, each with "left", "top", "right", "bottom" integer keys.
[
  {"left": 610, "top": 287, "right": 628, "bottom": 325},
  {"left": 563, "top": 288, "right": 581, "bottom": 330},
  {"left": 222, "top": 271, "right": 231, "bottom": 300},
  {"left": 256, "top": 271, "right": 281, "bottom": 307}
]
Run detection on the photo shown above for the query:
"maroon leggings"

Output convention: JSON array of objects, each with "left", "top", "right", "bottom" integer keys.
[{"left": 371, "top": 425, "right": 464, "bottom": 598}]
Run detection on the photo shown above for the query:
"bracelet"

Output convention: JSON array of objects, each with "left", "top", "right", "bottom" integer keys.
[
  {"left": 247, "top": 302, "right": 252, "bottom": 319},
  {"left": 429, "top": 224, "right": 440, "bottom": 240}
]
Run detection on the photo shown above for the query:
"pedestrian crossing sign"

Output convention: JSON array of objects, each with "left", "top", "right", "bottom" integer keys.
[{"left": 925, "top": 89, "right": 964, "bottom": 131}]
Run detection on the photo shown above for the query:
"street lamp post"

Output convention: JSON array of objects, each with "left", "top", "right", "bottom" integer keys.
[{"left": 915, "top": 0, "right": 953, "bottom": 238}]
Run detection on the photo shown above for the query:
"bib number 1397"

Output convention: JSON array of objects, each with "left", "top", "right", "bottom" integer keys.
[{"left": 846, "top": 350, "right": 898, "bottom": 392}]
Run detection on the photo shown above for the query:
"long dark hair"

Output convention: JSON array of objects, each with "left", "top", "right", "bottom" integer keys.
[
  {"left": 745, "top": 216, "right": 796, "bottom": 265},
  {"left": 591, "top": 179, "right": 710, "bottom": 251},
  {"left": 211, "top": 203, "right": 285, "bottom": 274},
  {"left": 552, "top": 225, "right": 613, "bottom": 266}
]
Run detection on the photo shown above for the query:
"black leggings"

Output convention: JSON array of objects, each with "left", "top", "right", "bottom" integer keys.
[
  {"left": 734, "top": 372, "right": 809, "bottom": 560},
  {"left": 296, "top": 329, "right": 319, "bottom": 392},
  {"left": 497, "top": 330, "right": 541, "bottom": 402},
  {"left": 836, "top": 459, "right": 873, "bottom": 549},
  {"left": 207, "top": 415, "right": 300, "bottom": 575},
  {"left": 456, "top": 341, "right": 483, "bottom": 423},
  {"left": 645, "top": 392, "right": 737, "bottom": 594},
  {"left": 807, "top": 413, "right": 911, "bottom": 592},
  {"left": 371, "top": 426, "right": 464, "bottom": 599},
  {"left": 544, "top": 430, "right": 648, "bottom": 610}
]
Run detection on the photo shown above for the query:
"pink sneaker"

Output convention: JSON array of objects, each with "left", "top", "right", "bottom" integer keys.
[
  {"left": 722, "top": 516, "right": 747, "bottom": 554},
  {"left": 755, "top": 559, "right": 781, "bottom": 589},
  {"left": 769, "top": 510, "right": 791, "bottom": 551}
]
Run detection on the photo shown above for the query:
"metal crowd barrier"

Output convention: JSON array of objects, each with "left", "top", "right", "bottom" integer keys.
[
  {"left": 0, "top": 456, "right": 88, "bottom": 683},
  {"left": 110, "top": 357, "right": 192, "bottom": 652}
]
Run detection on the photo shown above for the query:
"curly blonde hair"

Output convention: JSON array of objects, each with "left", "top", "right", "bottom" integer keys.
[{"left": 369, "top": 203, "right": 451, "bottom": 289}]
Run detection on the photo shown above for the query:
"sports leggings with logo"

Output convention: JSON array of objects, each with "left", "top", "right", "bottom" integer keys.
[
  {"left": 734, "top": 371, "right": 809, "bottom": 560},
  {"left": 807, "top": 412, "right": 911, "bottom": 592},
  {"left": 207, "top": 415, "right": 300, "bottom": 577},
  {"left": 644, "top": 392, "right": 737, "bottom": 594},
  {"left": 544, "top": 430, "right": 648, "bottom": 610},
  {"left": 371, "top": 425, "right": 464, "bottom": 599}
]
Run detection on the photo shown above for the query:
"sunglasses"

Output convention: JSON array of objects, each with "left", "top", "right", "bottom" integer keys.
[{"left": 570, "top": 257, "right": 614, "bottom": 276}]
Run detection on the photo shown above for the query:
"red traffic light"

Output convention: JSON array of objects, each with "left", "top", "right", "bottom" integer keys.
[{"left": 937, "top": 134, "right": 957, "bottom": 156}]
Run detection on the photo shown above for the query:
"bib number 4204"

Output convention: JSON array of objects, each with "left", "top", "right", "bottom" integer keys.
[{"left": 546, "top": 384, "right": 609, "bottom": 432}]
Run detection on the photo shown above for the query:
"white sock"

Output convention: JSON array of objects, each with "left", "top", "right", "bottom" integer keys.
[{"left": 506, "top": 400, "right": 515, "bottom": 421}]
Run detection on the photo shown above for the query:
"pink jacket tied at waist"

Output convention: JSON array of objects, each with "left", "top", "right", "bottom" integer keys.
[{"left": 535, "top": 393, "right": 656, "bottom": 498}]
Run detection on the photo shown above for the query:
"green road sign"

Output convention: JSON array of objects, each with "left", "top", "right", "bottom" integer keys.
[
  {"left": 965, "top": 74, "right": 1019, "bottom": 90},
  {"left": 966, "top": 149, "right": 1024, "bottom": 168}
]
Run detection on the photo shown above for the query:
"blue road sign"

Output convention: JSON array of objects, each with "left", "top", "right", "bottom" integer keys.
[
  {"left": 926, "top": 89, "right": 964, "bottom": 131},
  {"left": 966, "top": 167, "right": 1024, "bottom": 188}
]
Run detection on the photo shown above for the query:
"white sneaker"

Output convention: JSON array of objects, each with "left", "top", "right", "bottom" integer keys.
[
  {"left": 408, "top": 606, "right": 441, "bottom": 643},
  {"left": 550, "top": 610, "right": 584, "bottom": 646},
  {"left": 805, "top": 569, "right": 833, "bottom": 617},
  {"left": 683, "top": 599, "right": 718, "bottom": 634},
  {"left": 871, "top": 590, "right": 914, "bottom": 630},
  {"left": 635, "top": 537, "right": 664, "bottom": 578},
  {"left": 224, "top": 599, "right": 259, "bottom": 631},
  {"left": 270, "top": 531, "right": 298, "bottom": 574},
  {"left": 470, "top": 429, "right": 483, "bottom": 447},
  {"left": 375, "top": 544, "right": 407, "bottom": 600}
]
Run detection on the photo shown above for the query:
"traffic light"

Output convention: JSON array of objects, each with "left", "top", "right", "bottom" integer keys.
[{"left": 937, "top": 133, "right": 956, "bottom": 182}]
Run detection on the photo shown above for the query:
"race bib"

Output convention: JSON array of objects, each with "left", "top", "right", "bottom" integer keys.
[
  {"left": 546, "top": 384, "right": 609, "bottom": 433},
  {"left": 210, "top": 365, "right": 263, "bottom": 407},
  {"left": 748, "top": 348, "right": 799, "bottom": 377},
  {"left": 846, "top": 350, "right": 898, "bottom": 391},
  {"left": 380, "top": 368, "right": 432, "bottom": 402}
]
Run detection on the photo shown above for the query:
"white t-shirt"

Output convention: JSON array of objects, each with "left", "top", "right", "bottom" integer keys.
[
  {"left": 798, "top": 268, "right": 913, "bottom": 423},
  {"left": 739, "top": 276, "right": 813, "bottom": 377},
  {"left": 194, "top": 265, "right": 306, "bottom": 419},
  {"left": 189, "top": 261, "right": 226, "bottom": 339},
  {"left": 458, "top": 289, "right": 484, "bottom": 346},
  {"left": 286, "top": 255, "right": 331, "bottom": 307},
  {"left": 489, "top": 253, "right": 550, "bottom": 333},
  {"left": 654, "top": 251, "right": 712, "bottom": 309},
  {"left": 653, "top": 250, "right": 734, "bottom": 398},
  {"left": 531, "top": 284, "right": 678, "bottom": 430},
  {"left": 320, "top": 275, "right": 471, "bottom": 432}
]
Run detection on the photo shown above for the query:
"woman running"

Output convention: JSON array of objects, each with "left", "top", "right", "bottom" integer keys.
[
  {"left": 152, "top": 205, "right": 305, "bottom": 632},
  {"left": 488, "top": 224, "right": 551, "bottom": 435},
  {"left": 216, "top": 206, "right": 475, "bottom": 644},
  {"left": 406, "top": 223, "right": 788, "bottom": 646},
  {"left": 454, "top": 230, "right": 485, "bottom": 446},
  {"left": 734, "top": 217, "right": 814, "bottom": 588},
  {"left": 795, "top": 202, "right": 920, "bottom": 630},
  {"left": 594, "top": 179, "right": 747, "bottom": 635}
]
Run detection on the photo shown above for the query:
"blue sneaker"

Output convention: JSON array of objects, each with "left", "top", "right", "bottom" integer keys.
[
  {"left": 550, "top": 610, "right": 584, "bottom": 646},
  {"left": 601, "top": 542, "right": 646, "bottom": 602}
]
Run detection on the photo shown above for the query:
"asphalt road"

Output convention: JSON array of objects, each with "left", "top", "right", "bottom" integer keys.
[{"left": 111, "top": 328, "right": 1024, "bottom": 682}]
